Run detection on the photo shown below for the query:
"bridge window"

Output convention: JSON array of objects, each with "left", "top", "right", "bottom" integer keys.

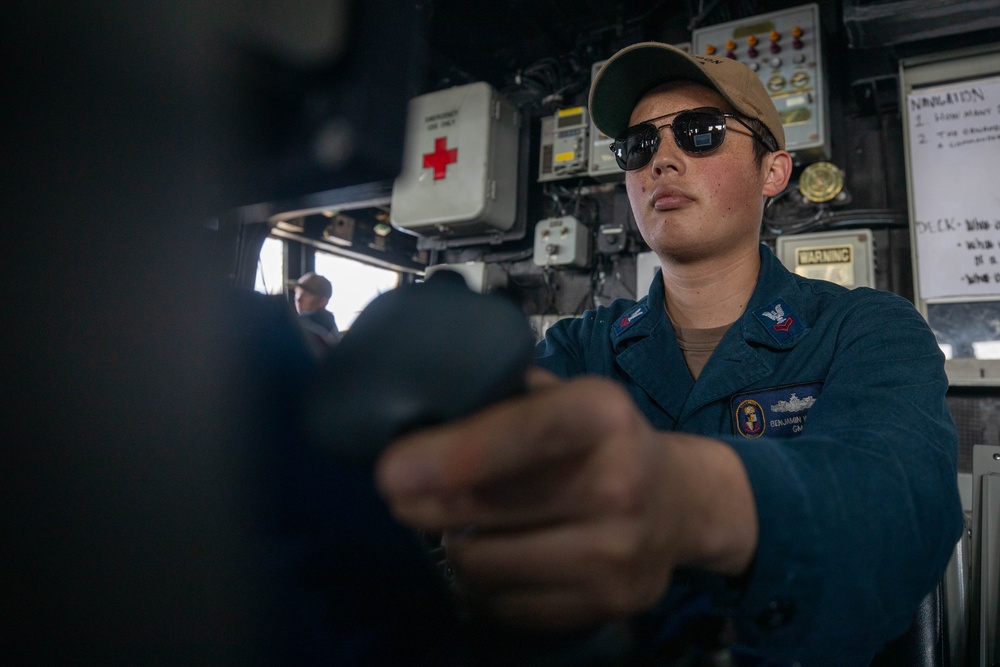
[
  {"left": 314, "top": 251, "right": 399, "bottom": 330},
  {"left": 254, "top": 237, "right": 399, "bottom": 331},
  {"left": 255, "top": 236, "right": 285, "bottom": 295}
]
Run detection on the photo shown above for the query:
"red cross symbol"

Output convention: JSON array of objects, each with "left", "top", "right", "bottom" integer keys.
[{"left": 422, "top": 137, "right": 458, "bottom": 180}]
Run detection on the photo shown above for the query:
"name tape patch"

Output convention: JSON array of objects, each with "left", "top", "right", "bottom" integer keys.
[{"left": 731, "top": 381, "right": 824, "bottom": 439}]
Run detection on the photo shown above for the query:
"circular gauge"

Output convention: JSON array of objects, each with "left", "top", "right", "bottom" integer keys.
[{"left": 799, "top": 161, "right": 844, "bottom": 203}]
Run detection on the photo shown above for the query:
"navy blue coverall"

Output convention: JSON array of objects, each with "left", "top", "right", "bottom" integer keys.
[{"left": 536, "top": 244, "right": 964, "bottom": 666}]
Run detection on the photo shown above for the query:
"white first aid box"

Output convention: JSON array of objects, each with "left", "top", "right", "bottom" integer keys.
[{"left": 390, "top": 82, "right": 520, "bottom": 236}]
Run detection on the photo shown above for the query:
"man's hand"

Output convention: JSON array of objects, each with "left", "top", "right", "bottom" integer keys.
[{"left": 375, "top": 368, "right": 758, "bottom": 631}]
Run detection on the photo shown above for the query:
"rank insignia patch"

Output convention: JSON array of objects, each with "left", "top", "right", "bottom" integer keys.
[
  {"left": 613, "top": 304, "right": 648, "bottom": 335},
  {"left": 752, "top": 298, "right": 806, "bottom": 344},
  {"left": 731, "top": 382, "right": 824, "bottom": 439}
]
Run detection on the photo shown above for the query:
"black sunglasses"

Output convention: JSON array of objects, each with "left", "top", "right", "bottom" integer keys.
[{"left": 609, "top": 107, "right": 778, "bottom": 171}]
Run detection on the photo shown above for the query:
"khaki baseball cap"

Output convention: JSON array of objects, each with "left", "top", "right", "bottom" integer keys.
[
  {"left": 589, "top": 42, "right": 785, "bottom": 151},
  {"left": 295, "top": 272, "right": 333, "bottom": 299}
]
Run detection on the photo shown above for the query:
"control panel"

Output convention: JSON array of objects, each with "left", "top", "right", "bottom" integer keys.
[
  {"left": 587, "top": 60, "right": 622, "bottom": 181},
  {"left": 692, "top": 4, "right": 827, "bottom": 162},
  {"left": 538, "top": 107, "right": 590, "bottom": 182}
]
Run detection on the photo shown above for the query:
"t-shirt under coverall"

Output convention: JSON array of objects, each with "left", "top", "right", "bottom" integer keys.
[{"left": 535, "top": 244, "right": 964, "bottom": 666}]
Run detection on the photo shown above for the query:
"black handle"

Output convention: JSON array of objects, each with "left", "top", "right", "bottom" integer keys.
[{"left": 301, "top": 269, "right": 536, "bottom": 467}]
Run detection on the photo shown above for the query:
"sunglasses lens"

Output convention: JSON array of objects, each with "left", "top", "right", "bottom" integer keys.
[
  {"left": 613, "top": 124, "right": 659, "bottom": 170},
  {"left": 674, "top": 110, "right": 726, "bottom": 154},
  {"left": 610, "top": 109, "right": 732, "bottom": 170}
]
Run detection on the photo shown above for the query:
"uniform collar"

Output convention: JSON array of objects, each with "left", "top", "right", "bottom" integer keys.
[
  {"left": 610, "top": 269, "right": 693, "bottom": 421},
  {"left": 611, "top": 266, "right": 669, "bottom": 351},
  {"left": 613, "top": 245, "right": 811, "bottom": 351},
  {"left": 604, "top": 246, "right": 812, "bottom": 423},
  {"left": 738, "top": 245, "right": 812, "bottom": 350}
]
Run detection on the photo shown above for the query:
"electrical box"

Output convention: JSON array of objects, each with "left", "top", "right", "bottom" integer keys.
[
  {"left": 538, "top": 107, "right": 589, "bottom": 182},
  {"left": 597, "top": 223, "right": 628, "bottom": 254},
  {"left": 692, "top": 4, "right": 828, "bottom": 162},
  {"left": 533, "top": 216, "right": 590, "bottom": 268},
  {"left": 424, "top": 261, "right": 508, "bottom": 294},
  {"left": 775, "top": 229, "right": 875, "bottom": 288},
  {"left": 390, "top": 82, "right": 520, "bottom": 236},
  {"left": 636, "top": 251, "right": 661, "bottom": 299}
]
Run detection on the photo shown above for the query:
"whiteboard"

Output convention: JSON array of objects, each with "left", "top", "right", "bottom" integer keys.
[
  {"left": 906, "top": 75, "right": 1000, "bottom": 299},
  {"left": 901, "top": 44, "right": 1000, "bottom": 385}
]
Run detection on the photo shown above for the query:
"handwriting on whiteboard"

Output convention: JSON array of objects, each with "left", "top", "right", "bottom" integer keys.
[{"left": 907, "top": 75, "right": 1000, "bottom": 299}]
